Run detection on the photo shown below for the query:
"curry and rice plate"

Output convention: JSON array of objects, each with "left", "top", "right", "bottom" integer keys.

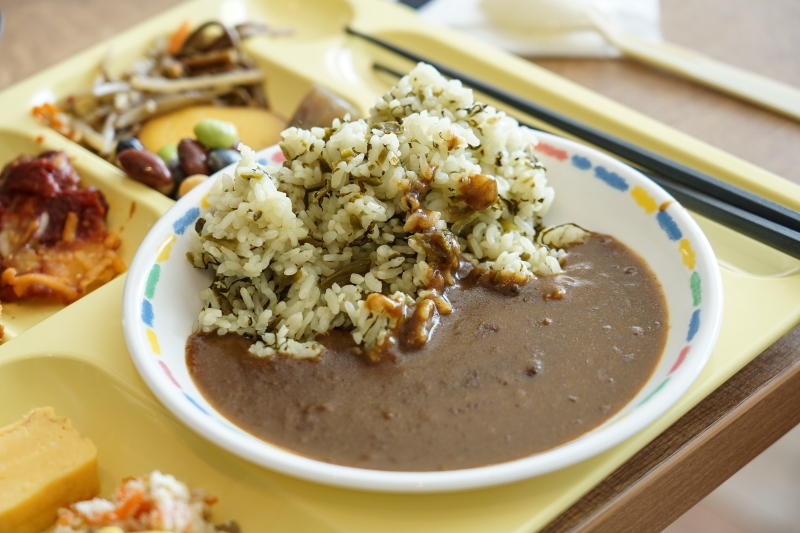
[{"left": 186, "top": 63, "right": 668, "bottom": 470}]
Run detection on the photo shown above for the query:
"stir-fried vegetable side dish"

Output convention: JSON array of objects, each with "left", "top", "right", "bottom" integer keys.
[
  {"left": 33, "top": 21, "right": 271, "bottom": 158},
  {"left": 31, "top": 21, "right": 273, "bottom": 199},
  {"left": 55, "top": 471, "right": 238, "bottom": 533}
]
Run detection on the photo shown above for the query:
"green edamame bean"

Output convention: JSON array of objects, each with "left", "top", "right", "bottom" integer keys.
[
  {"left": 193, "top": 119, "right": 238, "bottom": 149},
  {"left": 157, "top": 143, "right": 179, "bottom": 163}
]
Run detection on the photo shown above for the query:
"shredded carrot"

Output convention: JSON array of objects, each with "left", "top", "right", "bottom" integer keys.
[
  {"left": 54, "top": 472, "right": 222, "bottom": 531},
  {"left": 111, "top": 486, "right": 145, "bottom": 520},
  {"left": 167, "top": 20, "right": 193, "bottom": 55},
  {"left": 31, "top": 102, "right": 59, "bottom": 119},
  {"left": 31, "top": 103, "right": 71, "bottom": 135},
  {"left": 89, "top": 484, "right": 145, "bottom": 524}
]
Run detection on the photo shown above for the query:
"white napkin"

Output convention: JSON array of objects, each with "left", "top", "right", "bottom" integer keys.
[{"left": 416, "top": 0, "right": 661, "bottom": 57}]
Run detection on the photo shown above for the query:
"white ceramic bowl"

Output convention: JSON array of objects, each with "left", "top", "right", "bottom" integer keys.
[{"left": 122, "top": 132, "right": 723, "bottom": 492}]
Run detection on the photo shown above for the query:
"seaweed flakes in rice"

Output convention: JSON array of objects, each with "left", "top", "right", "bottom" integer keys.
[{"left": 188, "top": 62, "right": 587, "bottom": 359}]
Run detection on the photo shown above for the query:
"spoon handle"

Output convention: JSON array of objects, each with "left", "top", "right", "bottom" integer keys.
[{"left": 588, "top": 9, "right": 800, "bottom": 122}]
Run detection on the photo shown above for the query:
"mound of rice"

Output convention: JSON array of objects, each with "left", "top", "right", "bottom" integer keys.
[{"left": 189, "top": 63, "right": 585, "bottom": 358}]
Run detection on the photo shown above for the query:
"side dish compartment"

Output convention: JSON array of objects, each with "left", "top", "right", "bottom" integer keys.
[{"left": 0, "top": 130, "right": 171, "bottom": 338}]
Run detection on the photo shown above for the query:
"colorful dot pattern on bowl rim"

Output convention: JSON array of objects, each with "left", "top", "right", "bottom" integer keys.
[
  {"left": 140, "top": 143, "right": 702, "bottom": 435},
  {"left": 140, "top": 149, "right": 287, "bottom": 429}
]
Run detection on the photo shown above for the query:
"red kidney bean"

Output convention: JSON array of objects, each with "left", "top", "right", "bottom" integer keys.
[
  {"left": 118, "top": 148, "right": 174, "bottom": 195},
  {"left": 178, "top": 138, "right": 210, "bottom": 176}
]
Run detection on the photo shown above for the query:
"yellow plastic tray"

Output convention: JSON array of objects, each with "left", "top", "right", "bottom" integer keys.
[{"left": 2, "top": 0, "right": 800, "bottom": 531}]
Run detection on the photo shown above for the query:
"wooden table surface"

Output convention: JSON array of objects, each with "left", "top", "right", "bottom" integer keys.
[{"left": 2, "top": 0, "right": 799, "bottom": 531}]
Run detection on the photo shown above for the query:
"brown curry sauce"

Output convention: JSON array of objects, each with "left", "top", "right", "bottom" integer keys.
[{"left": 187, "top": 234, "right": 667, "bottom": 471}]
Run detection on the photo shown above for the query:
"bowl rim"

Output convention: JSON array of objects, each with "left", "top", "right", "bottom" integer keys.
[{"left": 122, "top": 131, "right": 724, "bottom": 492}]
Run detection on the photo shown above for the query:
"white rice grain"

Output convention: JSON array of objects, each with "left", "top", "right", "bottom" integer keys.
[{"left": 190, "top": 63, "right": 587, "bottom": 358}]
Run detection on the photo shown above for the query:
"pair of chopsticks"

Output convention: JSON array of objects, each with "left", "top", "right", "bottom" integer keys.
[{"left": 345, "top": 28, "right": 800, "bottom": 260}]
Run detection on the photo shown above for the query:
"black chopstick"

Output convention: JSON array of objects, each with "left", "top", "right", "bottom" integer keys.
[
  {"left": 371, "top": 62, "right": 800, "bottom": 260},
  {"left": 347, "top": 27, "right": 800, "bottom": 237}
]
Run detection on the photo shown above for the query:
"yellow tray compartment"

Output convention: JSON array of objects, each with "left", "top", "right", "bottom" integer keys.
[{"left": 1, "top": 0, "right": 800, "bottom": 531}]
